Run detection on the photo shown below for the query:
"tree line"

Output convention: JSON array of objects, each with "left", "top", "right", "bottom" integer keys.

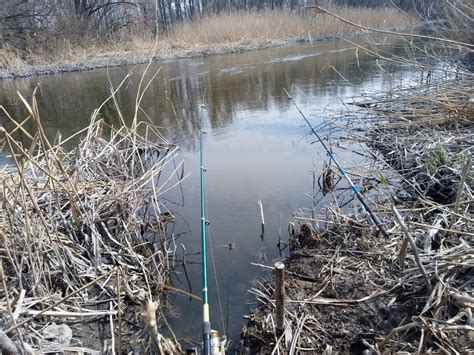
[{"left": 0, "top": 0, "right": 471, "bottom": 54}]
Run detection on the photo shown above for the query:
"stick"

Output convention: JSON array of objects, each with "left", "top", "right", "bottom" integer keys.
[
  {"left": 306, "top": 6, "right": 474, "bottom": 49},
  {"left": 449, "top": 155, "right": 471, "bottom": 235},
  {"left": 392, "top": 205, "right": 432, "bottom": 293},
  {"left": 274, "top": 262, "right": 285, "bottom": 336},
  {"left": 258, "top": 200, "right": 265, "bottom": 238},
  {"left": 12, "top": 289, "right": 26, "bottom": 321},
  {"left": 379, "top": 322, "right": 417, "bottom": 349},
  {"left": 21, "top": 310, "right": 117, "bottom": 317},
  {"left": 109, "top": 302, "right": 116, "bottom": 355},
  {"left": 399, "top": 238, "right": 409, "bottom": 269},
  {"left": 160, "top": 284, "right": 202, "bottom": 302},
  {"left": 116, "top": 268, "right": 122, "bottom": 355}
]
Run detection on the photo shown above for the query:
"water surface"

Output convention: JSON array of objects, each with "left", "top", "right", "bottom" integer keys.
[{"left": 0, "top": 37, "right": 414, "bottom": 349}]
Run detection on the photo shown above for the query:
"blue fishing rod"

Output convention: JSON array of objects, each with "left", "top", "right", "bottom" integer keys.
[
  {"left": 284, "top": 88, "right": 390, "bottom": 238},
  {"left": 199, "top": 106, "right": 211, "bottom": 355}
]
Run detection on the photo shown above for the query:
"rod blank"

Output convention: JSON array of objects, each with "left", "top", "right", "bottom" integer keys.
[{"left": 284, "top": 88, "right": 389, "bottom": 238}]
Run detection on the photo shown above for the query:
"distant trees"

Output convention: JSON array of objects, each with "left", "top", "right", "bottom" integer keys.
[
  {"left": 1, "top": 0, "right": 472, "bottom": 55},
  {"left": 0, "top": 1, "right": 55, "bottom": 51}
]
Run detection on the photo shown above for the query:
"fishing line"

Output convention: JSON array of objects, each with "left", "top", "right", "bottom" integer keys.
[
  {"left": 285, "top": 88, "right": 390, "bottom": 238},
  {"left": 206, "top": 213, "right": 227, "bottom": 338}
]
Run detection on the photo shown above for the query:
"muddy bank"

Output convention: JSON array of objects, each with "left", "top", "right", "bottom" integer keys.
[
  {"left": 0, "top": 23, "right": 421, "bottom": 81},
  {"left": 238, "top": 78, "right": 473, "bottom": 354},
  {"left": 240, "top": 226, "right": 416, "bottom": 353}
]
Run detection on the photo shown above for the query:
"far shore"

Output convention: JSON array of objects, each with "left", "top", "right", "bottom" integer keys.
[
  {"left": 0, "top": 7, "right": 418, "bottom": 81},
  {"left": 0, "top": 28, "right": 415, "bottom": 81},
  {"left": 0, "top": 34, "right": 344, "bottom": 80}
]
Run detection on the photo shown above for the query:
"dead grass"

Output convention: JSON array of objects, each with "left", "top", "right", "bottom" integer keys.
[
  {"left": 167, "top": 7, "right": 411, "bottom": 47},
  {"left": 0, "top": 49, "right": 25, "bottom": 71},
  {"left": 0, "top": 80, "right": 184, "bottom": 353},
  {"left": 1, "top": 6, "right": 413, "bottom": 74},
  {"left": 239, "top": 78, "right": 473, "bottom": 354}
]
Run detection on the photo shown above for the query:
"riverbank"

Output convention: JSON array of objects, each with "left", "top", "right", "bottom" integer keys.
[
  {"left": 238, "top": 77, "right": 473, "bottom": 353},
  {"left": 0, "top": 6, "right": 413, "bottom": 80},
  {"left": 0, "top": 91, "right": 184, "bottom": 353}
]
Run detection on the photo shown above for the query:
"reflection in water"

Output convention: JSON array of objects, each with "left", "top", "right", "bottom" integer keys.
[
  {"left": 0, "top": 36, "right": 413, "bottom": 347},
  {"left": 1, "top": 37, "right": 404, "bottom": 150}
]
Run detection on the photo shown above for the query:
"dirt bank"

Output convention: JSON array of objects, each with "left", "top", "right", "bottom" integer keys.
[
  {"left": 238, "top": 77, "right": 473, "bottom": 354},
  {"left": 1, "top": 5, "right": 417, "bottom": 81}
]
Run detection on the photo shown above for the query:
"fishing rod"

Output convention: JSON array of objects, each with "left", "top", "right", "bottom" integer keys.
[
  {"left": 284, "top": 88, "right": 390, "bottom": 238},
  {"left": 195, "top": 99, "right": 227, "bottom": 355},
  {"left": 199, "top": 107, "right": 211, "bottom": 355}
]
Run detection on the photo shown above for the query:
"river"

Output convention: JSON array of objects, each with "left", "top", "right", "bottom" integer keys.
[{"left": 0, "top": 36, "right": 415, "bottom": 350}]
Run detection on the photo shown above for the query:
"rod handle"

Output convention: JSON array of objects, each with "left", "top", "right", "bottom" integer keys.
[{"left": 203, "top": 321, "right": 211, "bottom": 355}]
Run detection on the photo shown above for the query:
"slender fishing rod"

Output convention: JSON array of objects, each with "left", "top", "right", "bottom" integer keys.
[
  {"left": 199, "top": 107, "right": 211, "bottom": 355},
  {"left": 284, "top": 88, "right": 389, "bottom": 238}
]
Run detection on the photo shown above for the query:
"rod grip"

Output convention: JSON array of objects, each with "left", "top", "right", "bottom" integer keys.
[{"left": 203, "top": 321, "right": 211, "bottom": 355}]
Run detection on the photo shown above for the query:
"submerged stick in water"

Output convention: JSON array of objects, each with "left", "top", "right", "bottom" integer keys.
[{"left": 258, "top": 200, "right": 265, "bottom": 239}]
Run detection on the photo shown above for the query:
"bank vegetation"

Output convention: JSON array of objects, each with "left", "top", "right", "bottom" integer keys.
[
  {"left": 0, "top": 75, "right": 187, "bottom": 353},
  {"left": 0, "top": 1, "right": 413, "bottom": 78},
  {"left": 239, "top": 0, "right": 473, "bottom": 353}
]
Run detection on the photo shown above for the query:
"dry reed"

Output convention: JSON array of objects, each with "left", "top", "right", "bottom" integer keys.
[
  {"left": 0, "top": 83, "right": 184, "bottom": 352},
  {"left": 239, "top": 78, "right": 473, "bottom": 353},
  {"left": 166, "top": 7, "right": 410, "bottom": 47}
]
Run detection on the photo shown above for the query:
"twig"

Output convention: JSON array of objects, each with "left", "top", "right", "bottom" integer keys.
[
  {"left": 109, "top": 302, "right": 116, "bottom": 355},
  {"left": 116, "top": 268, "right": 122, "bottom": 355},
  {"left": 258, "top": 200, "right": 265, "bottom": 238},
  {"left": 392, "top": 205, "right": 432, "bottom": 293},
  {"left": 379, "top": 322, "right": 417, "bottom": 349},
  {"left": 449, "top": 155, "right": 471, "bottom": 234},
  {"left": 307, "top": 6, "right": 474, "bottom": 49}
]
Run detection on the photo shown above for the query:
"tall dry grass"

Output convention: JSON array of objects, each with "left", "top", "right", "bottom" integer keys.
[
  {"left": 166, "top": 6, "right": 411, "bottom": 47},
  {"left": 0, "top": 49, "right": 26, "bottom": 70},
  {"left": 1, "top": 6, "right": 413, "bottom": 72}
]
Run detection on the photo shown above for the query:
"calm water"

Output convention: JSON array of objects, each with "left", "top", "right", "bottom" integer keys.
[{"left": 0, "top": 37, "right": 414, "bottom": 349}]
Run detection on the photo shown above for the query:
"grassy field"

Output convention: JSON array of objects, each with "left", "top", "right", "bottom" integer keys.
[{"left": 0, "top": 6, "right": 413, "bottom": 77}]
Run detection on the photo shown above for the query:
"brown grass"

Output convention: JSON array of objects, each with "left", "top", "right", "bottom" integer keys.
[
  {"left": 1, "top": 6, "right": 413, "bottom": 73},
  {"left": 0, "top": 49, "right": 25, "bottom": 70},
  {"left": 0, "top": 87, "right": 184, "bottom": 352},
  {"left": 167, "top": 7, "right": 411, "bottom": 46}
]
